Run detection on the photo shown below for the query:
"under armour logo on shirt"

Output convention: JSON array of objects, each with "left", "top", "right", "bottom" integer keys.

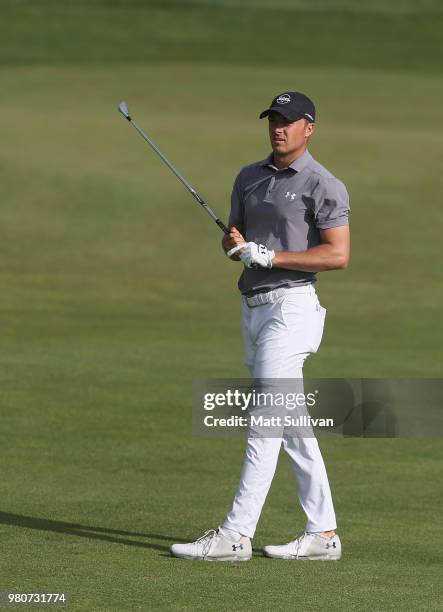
[{"left": 285, "top": 192, "right": 297, "bottom": 200}]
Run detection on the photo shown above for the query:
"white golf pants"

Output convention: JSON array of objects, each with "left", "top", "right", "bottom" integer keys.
[{"left": 222, "top": 284, "right": 337, "bottom": 538}]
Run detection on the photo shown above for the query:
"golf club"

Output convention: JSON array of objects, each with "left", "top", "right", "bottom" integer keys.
[{"left": 118, "top": 101, "right": 229, "bottom": 235}]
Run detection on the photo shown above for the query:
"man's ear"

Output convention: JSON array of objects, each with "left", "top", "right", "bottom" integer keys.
[{"left": 305, "top": 122, "right": 315, "bottom": 138}]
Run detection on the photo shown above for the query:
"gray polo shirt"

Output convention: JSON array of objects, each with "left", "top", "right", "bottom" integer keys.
[{"left": 229, "top": 149, "right": 350, "bottom": 295}]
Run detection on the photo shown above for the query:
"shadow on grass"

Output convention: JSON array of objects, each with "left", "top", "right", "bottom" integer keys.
[{"left": 0, "top": 511, "right": 189, "bottom": 552}]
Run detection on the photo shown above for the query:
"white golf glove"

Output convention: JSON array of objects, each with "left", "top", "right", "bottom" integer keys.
[{"left": 239, "top": 242, "right": 275, "bottom": 269}]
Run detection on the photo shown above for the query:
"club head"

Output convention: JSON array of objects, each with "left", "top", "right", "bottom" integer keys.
[{"left": 118, "top": 101, "right": 131, "bottom": 120}]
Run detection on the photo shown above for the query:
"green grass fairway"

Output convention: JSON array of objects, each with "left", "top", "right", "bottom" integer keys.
[{"left": 1, "top": 2, "right": 442, "bottom": 611}]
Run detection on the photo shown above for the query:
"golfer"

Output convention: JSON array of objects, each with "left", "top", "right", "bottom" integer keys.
[{"left": 171, "top": 91, "right": 350, "bottom": 561}]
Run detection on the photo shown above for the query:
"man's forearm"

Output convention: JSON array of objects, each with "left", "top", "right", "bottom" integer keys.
[{"left": 272, "top": 243, "right": 349, "bottom": 272}]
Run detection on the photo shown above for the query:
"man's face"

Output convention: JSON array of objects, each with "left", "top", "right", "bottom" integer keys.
[{"left": 268, "top": 111, "right": 314, "bottom": 158}]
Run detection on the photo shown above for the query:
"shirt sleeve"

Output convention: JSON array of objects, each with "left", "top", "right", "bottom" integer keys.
[
  {"left": 313, "top": 176, "right": 350, "bottom": 229},
  {"left": 228, "top": 172, "right": 244, "bottom": 229}
]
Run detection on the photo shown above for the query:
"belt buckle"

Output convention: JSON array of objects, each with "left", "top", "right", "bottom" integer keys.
[{"left": 247, "top": 293, "right": 269, "bottom": 308}]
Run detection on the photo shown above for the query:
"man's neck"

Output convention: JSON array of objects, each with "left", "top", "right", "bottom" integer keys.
[{"left": 272, "top": 147, "right": 307, "bottom": 170}]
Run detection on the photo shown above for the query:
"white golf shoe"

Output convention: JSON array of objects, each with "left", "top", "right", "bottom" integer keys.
[
  {"left": 170, "top": 528, "right": 252, "bottom": 561},
  {"left": 264, "top": 532, "right": 341, "bottom": 560}
]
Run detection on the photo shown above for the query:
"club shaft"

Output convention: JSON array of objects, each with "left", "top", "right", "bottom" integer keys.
[{"left": 127, "top": 117, "right": 229, "bottom": 235}]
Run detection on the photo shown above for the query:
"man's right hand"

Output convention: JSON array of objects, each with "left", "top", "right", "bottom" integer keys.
[{"left": 222, "top": 226, "right": 247, "bottom": 261}]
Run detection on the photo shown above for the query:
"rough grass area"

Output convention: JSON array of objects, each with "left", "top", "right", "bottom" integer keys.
[{"left": 0, "top": 0, "right": 442, "bottom": 72}]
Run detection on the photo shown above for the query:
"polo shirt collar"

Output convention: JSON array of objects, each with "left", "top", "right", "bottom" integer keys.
[{"left": 261, "top": 149, "right": 312, "bottom": 173}]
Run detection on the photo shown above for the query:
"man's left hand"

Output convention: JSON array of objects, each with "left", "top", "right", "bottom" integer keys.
[{"left": 240, "top": 243, "right": 275, "bottom": 269}]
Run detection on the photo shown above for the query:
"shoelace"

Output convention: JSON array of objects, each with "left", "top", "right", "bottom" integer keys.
[
  {"left": 196, "top": 529, "right": 218, "bottom": 558},
  {"left": 294, "top": 531, "right": 309, "bottom": 559}
]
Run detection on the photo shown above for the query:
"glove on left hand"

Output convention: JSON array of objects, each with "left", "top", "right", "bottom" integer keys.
[{"left": 240, "top": 242, "right": 275, "bottom": 269}]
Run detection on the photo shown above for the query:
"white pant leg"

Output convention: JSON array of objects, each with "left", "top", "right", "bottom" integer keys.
[
  {"left": 222, "top": 288, "right": 336, "bottom": 538},
  {"left": 282, "top": 436, "right": 337, "bottom": 532},
  {"left": 221, "top": 436, "right": 283, "bottom": 538}
]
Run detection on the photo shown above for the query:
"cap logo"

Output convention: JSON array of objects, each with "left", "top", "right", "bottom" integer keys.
[{"left": 276, "top": 94, "right": 291, "bottom": 104}]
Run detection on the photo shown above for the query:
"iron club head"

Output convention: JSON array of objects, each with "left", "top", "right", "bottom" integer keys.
[{"left": 118, "top": 101, "right": 131, "bottom": 120}]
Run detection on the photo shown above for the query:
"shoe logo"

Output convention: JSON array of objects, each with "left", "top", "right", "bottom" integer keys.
[
  {"left": 285, "top": 191, "right": 297, "bottom": 201},
  {"left": 325, "top": 542, "right": 337, "bottom": 549},
  {"left": 232, "top": 544, "right": 244, "bottom": 551}
]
